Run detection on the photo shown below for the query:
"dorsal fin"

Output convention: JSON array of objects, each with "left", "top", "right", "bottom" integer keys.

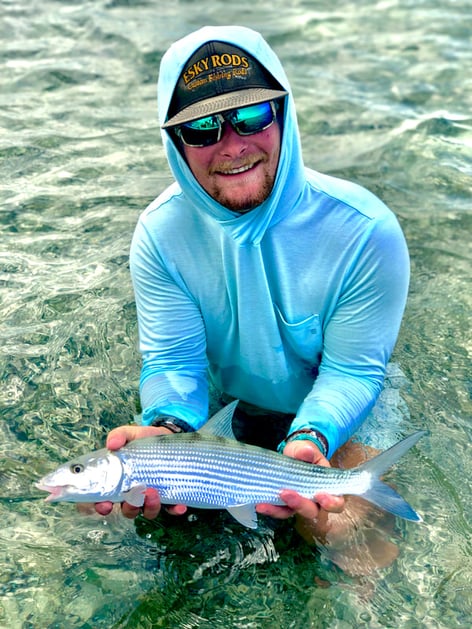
[{"left": 199, "top": 400, "right": 239, "bottom": 439}]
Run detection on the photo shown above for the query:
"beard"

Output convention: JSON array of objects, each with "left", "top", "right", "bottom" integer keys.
[{"left": 209, "top": 167, "right": 277, "bottom": 214}]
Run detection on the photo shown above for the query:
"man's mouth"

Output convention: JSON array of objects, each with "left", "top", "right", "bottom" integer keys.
[
  {"left": 220, "top": 163, "right": 256, "bottom": 175},
  {"left": 213, "top": 159, "right": 262, "bottom": 176}
]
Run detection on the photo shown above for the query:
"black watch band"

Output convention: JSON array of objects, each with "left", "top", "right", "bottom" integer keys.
[{"left": 150, "top": 414, "right": 193, "bottom": 433}]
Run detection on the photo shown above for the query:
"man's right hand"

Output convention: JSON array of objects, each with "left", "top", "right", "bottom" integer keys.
[{"left": 93, "top": 425, "right": 188, "bottom": 520}]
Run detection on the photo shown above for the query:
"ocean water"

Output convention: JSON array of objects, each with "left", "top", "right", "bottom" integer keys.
[{"left": 1, "top": 0, "right": 471, "bottom": 627}]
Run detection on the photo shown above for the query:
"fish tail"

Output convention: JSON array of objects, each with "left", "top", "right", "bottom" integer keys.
[{"left": 356, "top": 430, "right": 427, "bottom": 522}]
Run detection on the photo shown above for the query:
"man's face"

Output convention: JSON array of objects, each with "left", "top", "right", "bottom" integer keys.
[{"left": 182, "top": 119, "right": 281, "bottom": 213}]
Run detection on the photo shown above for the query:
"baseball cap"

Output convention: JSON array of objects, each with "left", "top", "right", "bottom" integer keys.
[{"left": 162, "top": 40, "right": 287, "bottom": 128}]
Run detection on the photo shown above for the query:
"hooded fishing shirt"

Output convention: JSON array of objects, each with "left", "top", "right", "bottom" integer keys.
[{"left": 130, "top": 26, "right": 410, "bottom": 458}]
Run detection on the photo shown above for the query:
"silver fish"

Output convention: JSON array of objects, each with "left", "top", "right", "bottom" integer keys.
[{"left": 36, "top": 401, "right": 425, "bottom": 528}]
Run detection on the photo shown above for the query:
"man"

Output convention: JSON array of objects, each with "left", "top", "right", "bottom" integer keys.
[{"left": 95, "top": 25, "right": 409, "bottom": 559}]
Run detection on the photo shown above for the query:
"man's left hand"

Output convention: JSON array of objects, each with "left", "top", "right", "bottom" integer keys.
[{"left": 255, "top": 440, "right": 345, "bottom": 520}]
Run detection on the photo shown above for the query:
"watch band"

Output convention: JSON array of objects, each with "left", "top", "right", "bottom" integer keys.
[
  {"left": 277, "top": 428, "right": 329, "bottom": 457},
  {"left": 149, "top": 415, "right": 193, "bottom": 433}
]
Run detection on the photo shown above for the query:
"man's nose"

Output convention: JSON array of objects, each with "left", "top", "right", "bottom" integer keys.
[{"left": 218, "top": 122, "right": 248, "bottom": 154}]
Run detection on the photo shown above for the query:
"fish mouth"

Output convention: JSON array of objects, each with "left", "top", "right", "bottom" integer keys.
[{"left": 35, "top": 482, "right": 68, "bottom": 502}]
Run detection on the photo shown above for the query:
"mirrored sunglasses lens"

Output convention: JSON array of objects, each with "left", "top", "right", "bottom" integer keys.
[
  {"left": 179, "top": 116, "right": 221, "bottom": 147},
  {"left": 230, "top": 102, "right": 274, "bottom": 134}
]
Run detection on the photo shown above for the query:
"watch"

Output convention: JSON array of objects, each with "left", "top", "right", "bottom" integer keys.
[{"left": 149, "top": 414, "right": 192, "bottom": 433}]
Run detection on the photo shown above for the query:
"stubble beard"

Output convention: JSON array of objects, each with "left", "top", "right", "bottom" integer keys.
[{"left": 210, "top": 169, "right": 276, "bottom": 214}]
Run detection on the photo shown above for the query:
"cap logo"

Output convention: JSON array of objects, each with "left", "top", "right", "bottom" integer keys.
[
  {"left": 163, "top": 41, "right": 287, "bottom": 128},
  {"left": 182, "top": 54, "right": 250, "bottom": 91}
]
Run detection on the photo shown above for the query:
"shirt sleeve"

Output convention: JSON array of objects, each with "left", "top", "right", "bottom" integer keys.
[
  {"left": 130, "top": 216, "right": 209, "bottom": 429},
  {"left": 288, "top": 211, "right": 410, "bottom": 458}
]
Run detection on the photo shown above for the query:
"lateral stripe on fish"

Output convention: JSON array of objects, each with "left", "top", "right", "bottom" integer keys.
[{"left": 36, "top": 400, "right": 426, "bottom": 528}]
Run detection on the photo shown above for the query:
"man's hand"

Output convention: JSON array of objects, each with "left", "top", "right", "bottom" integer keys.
[
  {"left": 256, "top": 439, "right": 345, "bottom": 520},
  {"left": 93, "top": 425, "right": 187, "bottom": 520}
]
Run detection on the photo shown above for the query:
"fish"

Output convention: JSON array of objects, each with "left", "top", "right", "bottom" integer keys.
[{"left": 36, "top": 400, "right": 426, "bottom": 529}]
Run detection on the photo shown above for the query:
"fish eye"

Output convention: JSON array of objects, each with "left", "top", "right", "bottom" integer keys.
[{"left": 70, "top": 463, "right": 84, "bottom": 474}]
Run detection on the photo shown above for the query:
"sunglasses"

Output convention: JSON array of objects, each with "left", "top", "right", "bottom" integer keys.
[{"left": 174, "top": 100, "right": 278, "bottom": 148}]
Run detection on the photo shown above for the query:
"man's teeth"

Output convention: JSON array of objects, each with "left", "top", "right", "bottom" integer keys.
[{"left": 221, "top": 163, "right": 255, "bottom": 175}]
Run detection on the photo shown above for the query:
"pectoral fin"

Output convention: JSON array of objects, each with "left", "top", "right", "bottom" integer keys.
[
  {"left": 227, "top": 504, "right": 258, "bottom": 529},
  {"left": 121, "top": 484, "right": 147, "bottom": 507}
]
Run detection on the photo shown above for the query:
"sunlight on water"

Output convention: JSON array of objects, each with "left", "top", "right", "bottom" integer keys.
[{"left": 1, "top": 0, "right": 470, "bottom": 626}]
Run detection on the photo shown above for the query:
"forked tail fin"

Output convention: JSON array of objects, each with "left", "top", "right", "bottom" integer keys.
[{"left": 356, "top": 430, "right": 427, "bottom": 522}]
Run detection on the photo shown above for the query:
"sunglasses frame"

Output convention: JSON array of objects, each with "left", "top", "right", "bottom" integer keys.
[{"left": 174, "top": 100, "right": 278, "bottom": 148}]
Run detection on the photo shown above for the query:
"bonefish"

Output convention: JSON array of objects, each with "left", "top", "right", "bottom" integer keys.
[{"left": 36, "top": 401, "right": 425, "bottom": 528}]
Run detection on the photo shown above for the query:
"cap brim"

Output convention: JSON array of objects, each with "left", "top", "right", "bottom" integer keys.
[{"left": 162, "top": 87, "right": 288, "bottom": 128}]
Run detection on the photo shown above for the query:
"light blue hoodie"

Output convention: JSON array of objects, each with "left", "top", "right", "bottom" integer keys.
[{"left": 130, "top": 25, "right": 410, "bottom": 458}]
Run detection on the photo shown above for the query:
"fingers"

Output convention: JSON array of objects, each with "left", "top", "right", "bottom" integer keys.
[
  {"left": 256, "top": 439, "right": 346, "bottom": 521},
  {"left": 166, "top": 504, "right": 188, "bottom": 516},
  {"left": 256, "top": 503, "right": 299, "bottom": 520},
  {"left": 120, "top": 487, "right": 161, "bottom": 520},
  {"left": 93, "top": 490, "right": 187, "bottom": 520},
  {"left": 120, "top": 489, "right": 188, "bottom": 520},
  {"left": 257, "top": 489, "right": 343, "bottom": 522},
  {"left": 257, "top": 489, "right": 321, "bottom": 520},
  {"left": 314, "top": 492, "right": 345, "bottom": 514},
  {"left": 140, "top": 488, "right": 162, "bottom": 520},
  {"left": 94, "top": 501, "right": 114, "bottom": 516},
  {"left": 278, "top": 489, "right": 321, "bottom": 518},
  {"left": 105, "top": 425, "right": 166, "bottom": 450}
]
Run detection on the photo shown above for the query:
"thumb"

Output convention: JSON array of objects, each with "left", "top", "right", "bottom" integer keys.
[
  {"left": 105, "top": 424, "right": 171, "bottom": 450},
  {"left": 106, "top": 427, "right": 132, "bottom": 450},
  {"left": 284, "top": 440, "right": 328, "bottom": 466}
]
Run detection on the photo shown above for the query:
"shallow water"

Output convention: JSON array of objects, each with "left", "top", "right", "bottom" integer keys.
[{"left": 1, "top": 0, "right": 471, "bottom": 627}]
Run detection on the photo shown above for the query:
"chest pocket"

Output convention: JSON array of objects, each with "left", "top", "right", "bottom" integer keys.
[{"left": 274, "top": 304, "right": 323, "bottom": 365}]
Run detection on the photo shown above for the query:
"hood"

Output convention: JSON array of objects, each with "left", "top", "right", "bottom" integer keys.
[{"left": 157, "top": 26, "right": 306, "bottom": 246}]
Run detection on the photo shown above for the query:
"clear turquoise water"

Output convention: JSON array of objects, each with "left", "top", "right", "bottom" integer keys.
[{"left": 1, "top": 0, "right": 471, "bottom": 627}]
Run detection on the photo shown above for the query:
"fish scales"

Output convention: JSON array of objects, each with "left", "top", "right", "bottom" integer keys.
[
  {"left": 117, "top": 434, "right": 368, "bottom": 507},
  {"left": 36, "top": 401, "right": 426, "bottom": 527}
]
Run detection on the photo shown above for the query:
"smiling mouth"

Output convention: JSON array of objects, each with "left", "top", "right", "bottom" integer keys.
[
  {"left": 220, "top": 164, "right": 255, "bottom": 175},
  {"left": 214, "top": 159, "right": 261, "bottom": 176}
]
